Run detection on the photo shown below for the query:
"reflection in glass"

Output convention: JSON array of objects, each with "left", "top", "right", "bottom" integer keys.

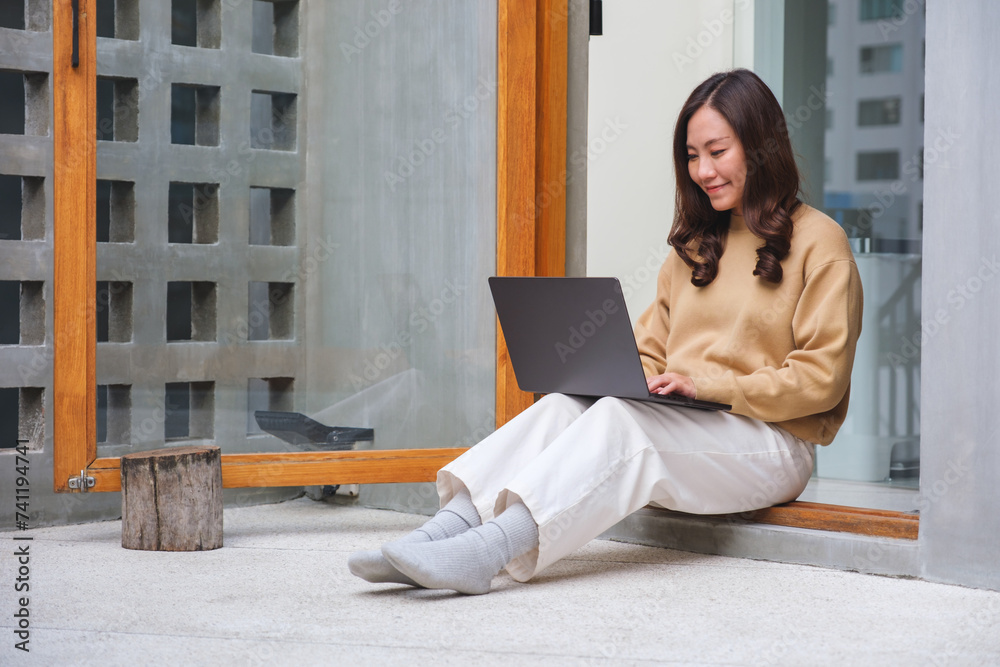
[
  {"left": 92, "top": 0, "right": 498, "bottom": 519},
  {"left": 815, "top": 0, "right": 925, "bottom": 496}
]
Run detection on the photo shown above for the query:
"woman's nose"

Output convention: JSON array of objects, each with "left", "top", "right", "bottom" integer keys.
[{"left": 697, "top": 159, "right": 716, "bottom": 182}]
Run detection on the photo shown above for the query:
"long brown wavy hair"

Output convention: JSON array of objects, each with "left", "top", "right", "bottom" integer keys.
[{"left": 669, "top": 69, "right": 801, "bottom": 286}]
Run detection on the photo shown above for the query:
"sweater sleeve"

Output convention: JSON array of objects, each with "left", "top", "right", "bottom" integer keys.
[
  {"left": 634, "top": 258, "right": 673, "bottom": 378},
  {"left": 692, "top": 258, "right": 863, "bottom": 422}
]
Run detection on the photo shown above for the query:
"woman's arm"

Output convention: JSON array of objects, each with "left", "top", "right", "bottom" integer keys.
[
  {"left": 692, "top": 258, "right": 864, "bottom": 421},
  {"left": 634, "top": 258, "right": 674, "bottom": 378}
]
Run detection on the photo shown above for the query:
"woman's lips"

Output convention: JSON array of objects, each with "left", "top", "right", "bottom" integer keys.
[{"left": 705, "top": 183, "right": 727, "bottom": 194}]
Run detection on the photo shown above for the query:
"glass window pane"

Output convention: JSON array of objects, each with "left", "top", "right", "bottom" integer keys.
[
  {"left": 810, "top": 0, "right": 925, "bottom": 506},
  {"left": 92, "top": 0, "right": 499, "bottom": 518}
]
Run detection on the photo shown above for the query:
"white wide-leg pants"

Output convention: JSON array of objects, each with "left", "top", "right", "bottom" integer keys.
[{"left": 437, "top": 394, "right": 815, "bottom": 582}]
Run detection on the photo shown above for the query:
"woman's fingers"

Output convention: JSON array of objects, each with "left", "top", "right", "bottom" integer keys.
[
  {"left": 647, "top": 372, "right": 695, "bottom": 398},
  {"left": 647, "top": 374, "right": 673, "bottom": 391},
  {"left": 646, "top": 375, "right": 669, "bottom": 391}
]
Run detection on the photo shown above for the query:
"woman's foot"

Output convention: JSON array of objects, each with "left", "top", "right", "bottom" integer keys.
[
  {"left": 348, "top": 491, "right": 482, "bottom": 586},
  {"left": 348, "top": 539, "right": 423, "bottom": 586},
  {"left": 381, "top": 503, "right": 538, "bottom": 595}
]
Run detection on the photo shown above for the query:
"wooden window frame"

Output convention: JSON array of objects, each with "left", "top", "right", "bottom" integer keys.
[{"left": 51, "top": 0, "right": 916, "bottom": 541}]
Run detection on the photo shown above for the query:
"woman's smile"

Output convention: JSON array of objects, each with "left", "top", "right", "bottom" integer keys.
[{"left": 686, "top": 105, "right": 748, "bottom": 214}]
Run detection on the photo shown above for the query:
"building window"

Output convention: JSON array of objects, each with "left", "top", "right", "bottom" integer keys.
[
  {"left": 857, "top": 151, "right": 900, "bottom": 181},
  {"left": 860, "top": 44, "right": 903, "bottom": 74},
  {"left": 859, "top": 0, "right": 904, "bottom": 21},
  {"left": 858, "top": 98, "right": 901, "bottom": 126}
]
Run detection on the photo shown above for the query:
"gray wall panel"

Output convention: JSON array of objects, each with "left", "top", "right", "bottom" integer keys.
[{"left": 921, "top": 0, "right": 1000, "bottom": 591}]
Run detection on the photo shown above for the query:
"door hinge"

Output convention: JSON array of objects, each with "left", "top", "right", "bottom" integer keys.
[{"left": 68, "top": 470, "right": 96, "bottom": 492}]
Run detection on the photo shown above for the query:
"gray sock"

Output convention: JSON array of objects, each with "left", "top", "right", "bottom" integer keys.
[
  {"left": 347, "top": 531, "right": 424, "bottom": 586},
  {"left": 381, "top": 502, "right": 539, "bottom": 595},
  {"left": 348, "top": 491, "right": 482, "bottom": 586},
  {"left": 413, "top": 490, "right": 481, "bottom": 541}
]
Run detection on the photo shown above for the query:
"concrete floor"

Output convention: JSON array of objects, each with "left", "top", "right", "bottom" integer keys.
[{"left": 2, "top": 497, "right": 999, "bottom": 666}]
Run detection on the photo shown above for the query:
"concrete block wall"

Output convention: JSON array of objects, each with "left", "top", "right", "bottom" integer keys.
[{"left": 0, "top": 0, "right": 306, "bottom": 528}]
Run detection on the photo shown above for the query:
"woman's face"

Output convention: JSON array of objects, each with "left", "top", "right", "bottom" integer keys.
[{"left": 686, "top": 106, "right": 747, "bottom": 215}]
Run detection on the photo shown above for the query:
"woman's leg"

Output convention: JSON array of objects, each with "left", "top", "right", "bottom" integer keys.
[
  {"left": 496, "top": 397, "right": 814, "bottom": 581},
  {"left": 349, "top": 393, "right": 593, "bottom": 585},
  {"left": 385, "top": 397, "right": 813, "bottom": 592},
  {"left": 437, "top": 393, "right": 595, "bottom": 521}
]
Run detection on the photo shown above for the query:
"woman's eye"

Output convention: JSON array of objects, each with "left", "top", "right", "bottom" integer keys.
[
  {"left": 711, "top": 149, "right": 725, "bottom": 157},
  {"left": 686, "top": 154, "right": 697, "bottom": 161}
]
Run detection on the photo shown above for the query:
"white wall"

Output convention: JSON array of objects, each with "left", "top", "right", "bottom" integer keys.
[{"left": 586, "top": 0, "right": 749, "bottom": 320}]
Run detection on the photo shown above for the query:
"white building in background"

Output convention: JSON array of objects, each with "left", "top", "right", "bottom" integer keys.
[{"left": 824, "top": 0, "right": 925, "bottom": 250}]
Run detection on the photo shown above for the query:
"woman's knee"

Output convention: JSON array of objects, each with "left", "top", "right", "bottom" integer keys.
[
  {"left": 589, "top": 396, "right": 635, "bottom": 417},
  {"left": 535, "top": 392, "right": 593, "bottom": 415}
]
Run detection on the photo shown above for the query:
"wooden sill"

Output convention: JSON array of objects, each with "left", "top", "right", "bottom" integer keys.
[{"left": 650, "top": 501, "right": 919, "bottom": 540}]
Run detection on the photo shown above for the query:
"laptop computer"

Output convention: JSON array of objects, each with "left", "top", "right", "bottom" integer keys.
[{"left": 488, "top": 276, "right": 731, "bottom": 411}]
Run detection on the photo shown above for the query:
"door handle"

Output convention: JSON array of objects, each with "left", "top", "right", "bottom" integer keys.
[{"left": 72, "top": 0, "right": 80, "bottom": 67}]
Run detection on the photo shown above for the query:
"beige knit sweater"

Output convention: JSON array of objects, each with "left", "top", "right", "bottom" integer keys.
[{"left": 634, "top": 204, "right": 863, "bottom": 445}]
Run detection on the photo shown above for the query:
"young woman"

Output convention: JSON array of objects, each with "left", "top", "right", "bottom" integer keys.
[{"left": 349, "top": 68, "right": 863, "bottom": 595}]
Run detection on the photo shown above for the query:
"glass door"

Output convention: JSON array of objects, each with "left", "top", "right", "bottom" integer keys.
[
  {"left": 51, "top": 0, "right": 561, "bottom": 506},
  {"left": 806, "top": 0, "right": 924, "bottom": 512},
  {"left": 90, "top": 0, "right": 499, "bottom": 510},
  {"left": 740, "top": 0, "right": 925, "bottom": 512}
]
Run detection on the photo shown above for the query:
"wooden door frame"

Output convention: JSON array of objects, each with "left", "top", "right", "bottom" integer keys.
[{"left": 53, "top": 0, "right": 97, "bottom": 492}]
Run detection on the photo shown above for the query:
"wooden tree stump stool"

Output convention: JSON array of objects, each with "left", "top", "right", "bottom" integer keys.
[{"left": 121, "top": 445, "right": 223, "bottom": 551}]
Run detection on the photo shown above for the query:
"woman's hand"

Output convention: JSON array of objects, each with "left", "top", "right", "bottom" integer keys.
[{"left": 647, "top": 372, "right": 696, "bottom": 399}]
